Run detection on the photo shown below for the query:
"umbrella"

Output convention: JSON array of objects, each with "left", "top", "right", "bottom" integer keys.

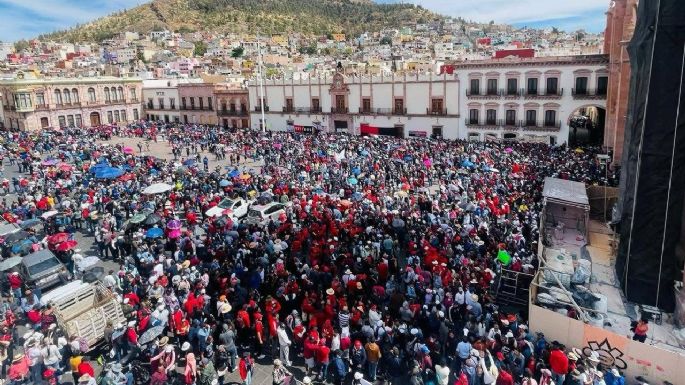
[
  {"left": 0, "top": 256, "right": 22, "bottom": 271},
  {"left": 95, "top": 167, "right": 125, "bottom": 179},
  {"left": 504, "top": 147, "right": 513, "bottom": 153},
  {"left": 347, "top": 177, "right": 358, "bottom": 185},
  {"left": 143, "top": 183, "right": 173, "bottom": 195},
  {"left": 228, "top": 169, "right": 240, "bottom": 178},
  {"left": 144, "top": 213, "right": 163, "bottom": 226},
  {"left": 183, "top": 159, "right": 196, "bottom": 166},
  {"left": 166, "top": 220, "right": 181, "bottom": 230},
  {"left": 11, "top": 239, "right": 33, "bottom": 254},
  {"left": 19, "top": 219, "right": 42, "bottom": 229},
  {"left": 56, "top": 240, "right": 78, "bottom": 252},
  {"left": 219, "top": 179, "right": 230, "bottom": 187},
  {"left": 47, "top": 232, "right": 69, "bottom": 245},
  {"left": 89, "top": 162, "right": 110, "bottom": 174},
  {"left": 57, "top": 163, "right": 73, "bottom": 172},
  {"left": 145, "top": 227, "right": 164, "bottom": 238},
  {"left": 138, "top": 325, "right": 165, "bottom": 345},
  {"left": 122, "top": 147, "right": 134, "bottom": 154},
  {"left": 130, "top": 213, "right": 148, "bottom": 224},
  {"left": 168, "top": 229, "right": 181, "bottom": 239},
  {"left": 41, "top": 210, "right": 59, "bottom": 219},
  {"left": 41, "top": 159, "right": 58, "bottom": 166},
  {"left": 3, "top": 230, "right": 30, "bottom": 244}
]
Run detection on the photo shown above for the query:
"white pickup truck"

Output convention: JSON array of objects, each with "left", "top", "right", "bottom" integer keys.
[
  {"left": 205, "top": 197, "right": 251, "bottom": 220},
  {"left": 41, "top": 281, "right": 125, "bottom": 351}
]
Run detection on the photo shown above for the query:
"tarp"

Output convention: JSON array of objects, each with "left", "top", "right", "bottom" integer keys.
[
  {"left": 542, "top": 177, "right": 590, "bottom": 207},
  {"left": 615, "top": 0, "right": 685, "bottom": 312}
]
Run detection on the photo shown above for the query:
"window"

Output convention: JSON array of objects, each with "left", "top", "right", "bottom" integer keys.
[
  {"left": 544, "top": 110, "right": 557, "bottom": 127},
  {"left": 147, "top": 98, "right": 153, "bottom": 109},
  {"left": 362, "top": 98, "right": 371, "bottom": 113},
  {"left": 170, "top": 98, "right": 175, "bottom": 110},
  {"left": 75, "top": 114, "right": 82, "bottom": 127},
  {"left": 525, "top": 110, "right": 537, "bottom": 126},
  {"left": 111, "top": 87, "right": 118, "bottom": 102},
  {"left": 527, "top": 78, "right": 538, "bottom": 95},
  {"left": 36, "top": 93, "right": 45, "bottom": 106},
  {"left": 158, "top": 98, "right": 164, "bottom": 110},
  {"left": 107, "top": 111, "right": 113, "bottom": 123},
  {"left": 54, "top": 90, "right": 62, "bottom": 105},
  {"left": 15, "top": 93, "right": 32, "bottom": 109},
  {"left": 469, "top": 109, "right": 479, "bottom": 124},
  {"left": 190, "top": 97, "right": 195, "bottom": 108},
  {"left": 335, "top": 95, "right": 346, "bottom": 111},
  {"left": 431, "top": 98, "right": 444, "bottom": 114},
  {"left": 114, "top": 111, "right": 120, "bottom": 122},
  {"left": 133, "top": 109, "right": 139, "bottom": 120},
  {"left": 130, "top": 88, "right": 137, "bottom": 101},
  {"left": 199, "top": 97, "right": 204, "bottom": 110},
  {"left": 181, "top": 97, "right": 187, "bottom": 109},
  {"left": 597, "top": 76, "right": 608, "bottom": 95},
  {"left": 312, "top": 98, "right": 320, "bottom": 112},
  {"left": 208, "top": 97, "right": 213, "bottom": 110},
  {"left": 121, "top": 110, "right": 127, "bottom": 122},
  {"left": 486, "top": 109, "right": 497, "bottom": 125},
  {"left": 58, "top": 116, "right": 66, "bottom": 128},
  {"left": 507, "top": 79, "right": 518, "bottom": 95},
  {"left": 117, "top": 87, "right": 124, "bottom": 101},
  {"left": 394, "top": 98, "right": 404, "bottom": 113},
  {"left": 72, "top": 88, "right": 79, "bottom": 103},
  {"left": 546, "top": 77, "right": 558, "bottom": 95},
  {"left": 104, "top": 87, "right": 111, "bottom": 102},
  {"left": 63, "top": 89, "right": 71, "bottom": 104},
  {"left": 575, "top": 77, "right": 588, "bottom": 94},
  {"left": 88, "top": 88, "right": 96, "bottom": 102},
  {"left": 67, "top": 115, "right": 75, "bottom": 127},
  {"left": 470, "top": 79, "right": 480, "bottom": 95},
  {"left": 505, "top": 110, "right": 516, "bottom": 125},
  {"left": 285, "top": 98, "right": 293, "bottom": 112},
  {"left": 487, "top": 79, "right": 498, "bottom": 95}
]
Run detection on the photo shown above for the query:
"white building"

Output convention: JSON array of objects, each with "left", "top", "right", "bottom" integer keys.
[
  {"left": 248, "top": 54, "right": 608, "bottom": 143},
  {"left": 142, "top": 79, "right": 181, "bottom": 122},
  {"left": 248, "top": 71, "right": 461, "bottom": 138},
  {"left": 0, "top": 42, "right": 14, "bottom": 60},
  {"left": 454, "top": 54, "right": 608, "bottom": 144}
]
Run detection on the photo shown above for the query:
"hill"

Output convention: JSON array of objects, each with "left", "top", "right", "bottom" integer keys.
[{"left": 39, "top": 0, "right": 441, "bottom": 43}]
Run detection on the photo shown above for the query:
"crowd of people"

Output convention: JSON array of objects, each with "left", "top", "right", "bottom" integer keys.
[{"left": 0, "top": 121, "right": 624, "bottom": 385}]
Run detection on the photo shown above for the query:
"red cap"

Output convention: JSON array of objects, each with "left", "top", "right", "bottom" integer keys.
[
  {"left": 496, "top": 352, "right": 504, "bottom": 360},
  {"left": 254, "top": 312, "right": 263, "bottom": 320},
  {"left": 354, "top": 340, "right": 362, "bottom": 348}
]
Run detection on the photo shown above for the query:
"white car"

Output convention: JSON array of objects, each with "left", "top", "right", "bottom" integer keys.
[
  {"left": 205, "top": 198, "right": 250, "bottom": 219},
  {"left": 244, "top": 202, "right": 287, "bottom": 226}
]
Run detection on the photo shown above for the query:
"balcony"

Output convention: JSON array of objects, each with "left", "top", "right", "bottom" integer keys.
[
  {"left": 254, "top": 106, "right": 270, "bottom": 112},
  {"left": 282, "top": 106, "right": 295, "bottom": 113},
  {"left": 520, "top": 120, "right": 562, "bottom": 130},
  {"left": 504, "top": 89, "right": 522, "bottom": 98},
  {"left": 331, "top": 107, "right": 348, "bottom": 114},
  {"left": 180, "top": 106, "right": 212, "bottom": 111},
  {"left": 427, "top": 108, "right": 447, "bottom": 116},
  {"left": 218, "top": 109, "right": 249, "bottom": 117},
  {"left": 572, "top": 88, "right": 607, "bottom": 100},
  {"left": 523, "top": 88, "right": 564, "bottom": 99},
  {"left": 35, "top": 104, "right": 49, "bottom": 111},
  {"left": 465, "top": 118, "right": 505, "bottom": 128}
]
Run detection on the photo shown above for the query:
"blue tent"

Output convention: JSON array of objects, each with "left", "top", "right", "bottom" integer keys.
[
  {"left": 95, "top": 167, "right": 125, "bottom": 179},
  {"left": 89, "top": 162, "right": 110, "bottom": 174},
  {"left": 228, "top": 169, "right": 240, "bottom": 178},
  {"left": 461, "top": 160, "right": 475, "bottom": 168},
  {"left": 145, "top": 227, "right": 164, "bottom": 238},
  {"left": 352, "top": 167, "right": 361, "bottom": 176},
  {"left": 219, "top": 180, "right": 230, "bottom": 187}
]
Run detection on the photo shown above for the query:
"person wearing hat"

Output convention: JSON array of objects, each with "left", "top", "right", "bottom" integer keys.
[
  {"left": 104, "top": 362, "right": 127, "bottom": 385},
  {"left": 79, "top": 373, "right": 97, "bottom": 385},
  {"left": 272, "top": 359, "right": 292, "bottom": 385},
  {"left": 183, "top": 341, "right": 197, "bottom": 385},
  {"left": 549, "top": 344, "right": 568, "bottom": 385},
  {"left": 8, "top": 352, "right": 29, "bottom": 383},
  {"left": 277, "top": 322, "right": 292, "bottom": 367},
  {"left": 198, "top": 356, "right": 218, "bottom": 385},
  {"left": 151, "top": 337, "right": 176, "bottom": 374}
]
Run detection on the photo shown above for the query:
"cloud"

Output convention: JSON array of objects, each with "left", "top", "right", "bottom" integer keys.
[
  {"left": 0, "top": 0, "right": 143, "bottom": 41},
  {"left": 404, "top": 0, "right": 608, "bottom": 32}
]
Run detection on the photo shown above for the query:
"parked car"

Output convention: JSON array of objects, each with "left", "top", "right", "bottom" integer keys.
[
  {"left": 244, "top": 202, "right": 287, "bottom": 226},
  {"left": 20, "top": 249, "right": 71, "bottom": 291},
  {"left": 205, "top": 197, "right": 251, "bottom": 219}
]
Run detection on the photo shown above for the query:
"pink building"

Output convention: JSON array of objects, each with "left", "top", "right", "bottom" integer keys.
[
  {"left": 178, "top": 82, "right": 217, "bottom": 125},
  {"left": 0, "top": 71, "right": 142, "bottom": 130},
  {"left": 214, "top": 83, "right": 249, "bottom": 129}
]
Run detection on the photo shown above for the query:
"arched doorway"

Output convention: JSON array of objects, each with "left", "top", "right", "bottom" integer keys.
[
  {"left": 503, "top": 132, "right": 518, "bottom": 141},
  {"left": 467, "top": 132, "right": 480, "bottom": 141},
  {"left": 568, "top": 105, "right": 606, "bottom": 146},
  {"left": 89, "top": 112, "right": 101, "bottom": 127}
]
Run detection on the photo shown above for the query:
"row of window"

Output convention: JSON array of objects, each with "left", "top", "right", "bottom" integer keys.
[
  {"left": 53, "top": 109, "right": 139, "bottom": 128},
  {"left": 468, "top": 76, "right": 608, "bottom": 96},
  {"left": 56, "top": 114, "right": 83, "bottom": 128},
  {"left": 145, "top": 97, "right": 214, "bottom": 110},
  {"left": 468, "top": 108, "right": 558, "bottom": 127},
  {"left": 281, "top": 97, "right": 446, "bottom": 114},
  {"left": 38, "top": 86, "right": 137, "bottom": 107}
]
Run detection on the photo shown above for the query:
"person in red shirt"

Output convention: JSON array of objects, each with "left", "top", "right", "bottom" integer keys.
[
  {"left": 238, "top": 352, "right": 254, "bottom": 385},
  {"left": 548, "top": 345, "right": 569, "bottom": 384},
  {"left": 77, "top": 356, "right": 95, "bottom": 378},
  {"left": 125, "top": 321, "right": 139, "bottom": 353},
  {"left": 254, "top": 313, "right": 265, "bottom": 358},
  {"left": 315, "top": 338, "right": 330, "bottom": 381},
  {"left": 8, "top": 272, "right": 22, "bottom": 300},
  {"left": 496, "top": 365, "right": 515, "bottom": 385}
]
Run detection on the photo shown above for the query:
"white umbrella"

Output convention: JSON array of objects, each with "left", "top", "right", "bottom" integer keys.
[
  {"left": 142, "top": 183, "right": 173, "bottom": 195},
  {"left": 41, "top": 210, "right": 59, "bottom": 219}
]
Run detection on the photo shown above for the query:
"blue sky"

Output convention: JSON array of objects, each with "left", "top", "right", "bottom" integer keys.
[{"left": 0, "top": 0, "right": 607, "bottom": 42}]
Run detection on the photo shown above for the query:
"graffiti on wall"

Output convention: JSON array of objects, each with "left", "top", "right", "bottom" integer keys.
[{"left": 583, "top": 338, "right": 627, "bottom": 369}]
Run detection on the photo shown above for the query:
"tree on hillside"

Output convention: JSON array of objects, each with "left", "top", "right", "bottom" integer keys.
[
  {"left": 380, "top": 36, "right": 392, "bottom": 45},
  {"left": 552, "top": 27, "right": 560, "bottom": 34},
  {"left": 14, "top": 39, "right": 30, "bottom": 53},
  {"left": 194, "top": 41, "right": 208, "bottom": 57},
  {"left": 231, "top": 46, "right": 244, "bottom": 58}
]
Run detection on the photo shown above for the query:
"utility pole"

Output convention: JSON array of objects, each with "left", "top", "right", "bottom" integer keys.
[{"left": 257, "top": 40, "right": 266, "bottom": 132}]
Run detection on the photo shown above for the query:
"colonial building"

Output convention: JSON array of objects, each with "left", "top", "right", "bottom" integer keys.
[
  {"left": 214, "top": 83, "right": 250, "bottom": 130},
  {"left": 454, "top": 54, "right": 609, "bottom": 144},
  {"left": 248, "top": 72, "right": 462, "bottom": 138},
  {"left": 604, "top": 0, "right": 638, "bottom": 164},
  {"left": 142, "top": 79, "right": 181, "bottom": 123},
  {"left": 0, "top": 71, "right": 142, "bottom": 130},
  {"left": 178, "top": 82, "right": 217, "bottom": 125}
]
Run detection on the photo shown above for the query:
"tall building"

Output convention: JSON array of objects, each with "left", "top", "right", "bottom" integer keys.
[
  {"left": 214, "top": 83, "right": 250, "bottom": 130},
  {"left": 0, "top": 71, "right": 142, "bottom": 130},
  {"left": 604, "top": 0, "right": 639, "bottom": 164}
]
